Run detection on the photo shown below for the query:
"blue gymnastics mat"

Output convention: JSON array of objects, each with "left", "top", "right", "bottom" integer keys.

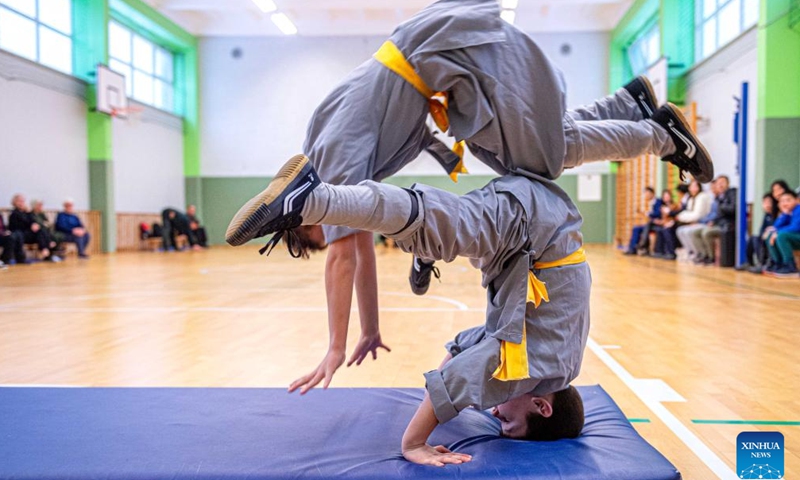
[{"left": 0, "top": 385, "right": 680, "bottom": 480}]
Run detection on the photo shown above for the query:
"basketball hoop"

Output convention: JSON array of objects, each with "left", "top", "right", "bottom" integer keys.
[{"left": 110, "top": 105, "right": 144, "bottom": 120}]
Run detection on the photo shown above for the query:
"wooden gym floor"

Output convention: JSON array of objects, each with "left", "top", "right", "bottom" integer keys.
[{"left": 0, "top": 245, "right": 797, "bottom": 479}]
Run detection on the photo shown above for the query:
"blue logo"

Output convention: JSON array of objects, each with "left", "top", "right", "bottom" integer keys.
[{"left": 737, "top": 432, "right": 784, "bottom": 479}]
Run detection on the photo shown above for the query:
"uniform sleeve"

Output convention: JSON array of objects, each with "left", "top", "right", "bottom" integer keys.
[
  {"left": 445, "top": 326, "right": 487, "bottom": 357},
  {"left": 424, "top": 336, "right": 508, "bottom": 423}
]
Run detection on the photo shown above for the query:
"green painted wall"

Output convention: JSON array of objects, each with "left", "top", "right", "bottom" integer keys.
[
  {"left": 89, "top": 162, "right": 116, "bottom": 252},
  {"left": 199, "top": 175, "right": 616, "bottom": 247},
  {"left": 754, "top": 0, "right": 800, "bottom": 230},
  {"left": 73, "top": 0, "right": 116, "bottom": 252}
]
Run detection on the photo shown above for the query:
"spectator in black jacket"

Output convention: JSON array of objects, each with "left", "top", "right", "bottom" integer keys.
[
  {"left": 736, "top": 193, "right": 776, "bottom": 273},
  {"left": 693, "top": 176, "right": 737, "bottom": 265},
  {"left": 161, "top": 208, "right": 201, "bottom": 252},
  {"left": 9, "top": 194, "right": 61, "bottom": 262},
  {"left": 186, "top": 205, "right": 208, "bottom": 248},
  {"left": 0, "top": 214, "right": 27, "bottom": 265}
]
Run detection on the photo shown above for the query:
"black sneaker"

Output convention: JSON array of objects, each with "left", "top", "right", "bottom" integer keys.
[
  {"left": 651, "top": 103, "right": 714, "bottom": 183},
  {"left": 624, "top": 76, "right": 658, "bottom": 119},
  {"left": 409, "top": 256, "right": 440, "bottom": 296},
  {"left": 226, "top": 154, "right": 321, "bottom": 251}
]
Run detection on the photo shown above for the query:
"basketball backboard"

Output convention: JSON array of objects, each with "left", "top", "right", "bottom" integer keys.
[{"left": 96, "top": 64, "right": 128, "bottom": 117}]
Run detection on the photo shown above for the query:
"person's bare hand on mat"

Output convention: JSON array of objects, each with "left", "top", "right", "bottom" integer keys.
[
  {"left": 288, "top": 349, "right": 345, "bottom": 394},
  {"left": 347, "top": 332, "right": 391, "bottom": 367},
  {"left": 402, "top": 444, "right": 472, "bottom": 467}
]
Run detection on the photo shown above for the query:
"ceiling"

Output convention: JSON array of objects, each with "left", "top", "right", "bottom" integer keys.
[{"left": 143, "top": 0, "right": 635, "bottom": 37}]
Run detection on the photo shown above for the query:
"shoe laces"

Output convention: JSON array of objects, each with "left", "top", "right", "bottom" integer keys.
[
  {"left": 431, "top": 265, "right": 441, "bottom": 281},
  {"left": 257, "top": 217, "right": 308, "bottom": 259},
  {"left": 669, "top": 155, "right": 695, "bottom": 183}
]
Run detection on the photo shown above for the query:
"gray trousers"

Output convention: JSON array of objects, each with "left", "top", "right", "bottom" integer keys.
[
  {"left": 563, "top": 89, "right": 673, "bottom": 168},
  {"left": 302, "top": 180, "right": 513, "bottom": 265},
  {"left": 697, "top": 225, "right": 724, "bottom": 259},
  {"left": 675, "top": 224, "right": 705, "bottom": 257}
]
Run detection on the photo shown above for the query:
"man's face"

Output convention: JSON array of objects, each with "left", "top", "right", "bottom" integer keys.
[
  {"left": 64, "top": 202, "right": 74, "bottom": 213},
  {"left": 187, "top": 206, "right": 196, "bottom": 216},
  {"left": 491, "top": 393, "right": 553, "bottom": 439},
  {"left": 778, "top": 194, "right": 796, "bottom": 215},
  {"left": 717, "top": 178, "right": 729, "bottom": 193},
  {"left": 13, "top": 196, "right": 25, "bottom": 210},
  {"left": 33, "top": 202, "right": 43, "bottom": 213}
]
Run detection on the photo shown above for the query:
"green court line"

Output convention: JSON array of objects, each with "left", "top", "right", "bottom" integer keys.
[
  {"left": 692, "top": 420, "right": 800, "bottom": 426},
  {"left": 628, "top": 418, "right": 651, "bottom": 423}
]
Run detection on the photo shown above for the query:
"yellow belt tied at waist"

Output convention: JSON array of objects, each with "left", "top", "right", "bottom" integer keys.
[
  {"left": 373, "top": 40, "right": 468, "bottom": 183},
  {"left": 492, "top": 247, "right": 587, "bottom": 382}
]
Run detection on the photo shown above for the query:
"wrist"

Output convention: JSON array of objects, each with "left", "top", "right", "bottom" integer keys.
[{"left": 327, "top": 342, "right": 346, "bottom": 355}]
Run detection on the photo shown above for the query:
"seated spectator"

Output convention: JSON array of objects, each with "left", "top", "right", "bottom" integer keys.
[
  {"left": 675, "top": 180, "right": 713, "bottom": 261},
  {"left": 623, "top": 187, "right": 662, "bottom": 256},
  {"left": 653, "top": 184, "right": 690, "bottom": 260},
  {"left": 736, "top": 194, "right": 776, "bottom": 273},
  {"left": 0, "top": 213, "right": 27, "bottom": 266},
  {"left": 31, "top": 200, "right": 64, "bottom": 253},
  {"left": 186, "top": 205, "right": 208, "bottom": 248},
  {"left": 763, "top": 191, "right": 800, "bottom": 278},
  {"left": 770, "top": 179, "right": 792, "bottom": 205},
  {"left": 692, "top": 176, "right": 737, "bottom": 265},
  {"left": 161, "top": 208, "right": 202, "bottom": 252},
  {"left": 55, "top": 199, "right": 91, "bottom": 259},
  {"left": 650, "top": 188, "right": 678, "bottom": 257},
  {"left": 9, "top": 194, "right": 61, "bottom": 262}
]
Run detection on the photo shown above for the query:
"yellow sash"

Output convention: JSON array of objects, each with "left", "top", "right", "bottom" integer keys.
[
  {"left": 492, "top": 248, "right": 587, "bottom": 381},
  {"left": 373, "top": 41, "right": 468, "bottom": 182}
]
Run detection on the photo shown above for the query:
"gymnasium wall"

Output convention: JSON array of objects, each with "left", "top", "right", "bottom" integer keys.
[
  {"left": 686, "top": 27, "right": 758, "bottom": 201},
  {"left": 0, "top": 51, "right": 89, "bottom": 209},
  {"left": 112, "top": 105, "right": 186, "bottom": 213},
  {"left": 198, "top": 31, "right": 615, "bottom": 244}
]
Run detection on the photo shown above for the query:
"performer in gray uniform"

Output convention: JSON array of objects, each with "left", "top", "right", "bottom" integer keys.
[
  {"left": 226, "top": 155, "right": 590, "bottom": 466},
  {"left": 230, "top": 0, "right": 713, "bottom": 396}
]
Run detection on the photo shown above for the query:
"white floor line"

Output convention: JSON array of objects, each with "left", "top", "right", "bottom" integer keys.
[
  {"left": 0, "top": 384, "right": 85, "bottom": 388},
  {"left": 382, "top": 291, "right": 470, "bottom": 311},
  {"left": 0, "top": 306, "right": 485, "bottom": 314},
  {"left": 587, "top": 337, "right": 737, "bottom": 480}
]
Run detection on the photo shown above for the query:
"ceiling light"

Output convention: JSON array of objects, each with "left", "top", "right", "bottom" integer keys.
[
  {"left": 501, "top": 0, "right": 518, "bottom": 9},
  {"left": 271, "top": 12, "right": 297, "bottom": 35},
  {"left": 252, "top": 0, "right": 277, "bottom": 13},
  {"left": 500, "top": 9, "right": 516, "bottom": 24}
]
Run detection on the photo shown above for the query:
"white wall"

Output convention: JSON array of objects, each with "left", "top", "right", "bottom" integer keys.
[
  {"left": 199, "top": 31, "right": 610, "bottom": 177},
  {"left": 0, "top": 51, "right": 89, "bottom": 209},
  {"left": 686, "top": 28, "right": 758, "bottom": 200},
  {"left": 112, "top": 105, "right": 185, "bottom": 212}
]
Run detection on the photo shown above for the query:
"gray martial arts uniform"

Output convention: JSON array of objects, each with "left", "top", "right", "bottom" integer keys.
[
  {"left": 303, "top": 0, "right": 671, "bottom": 244},
  {"left": 301, "top": 175, "right": 591, "bottom": 423}
]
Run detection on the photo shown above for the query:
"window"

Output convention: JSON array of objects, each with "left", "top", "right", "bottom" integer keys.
[
  {"left": 0, "top": 0, "right": 73, "bottom": 74},
  {"left": 697, "top": 0, "right": 759, "bottom": 60},
  {"left": 627, "top": 23, "right": 660, "bottom": 77},
  {"left": 108, "top": 20, "right": 175, "bottom": 113}
]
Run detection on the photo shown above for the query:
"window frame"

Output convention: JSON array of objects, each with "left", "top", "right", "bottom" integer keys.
[
  {"left": 0, "top": 0, "right": 73, "bottom": 74},
  {"left": 696, "top": 0, "right": 758, "bottom": 61},
  {"left": 108, "top": 19, "right": 176, "bottom": 114},
  {"left": 625, "top": 21, "right": 661, "bottom": 78}
]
